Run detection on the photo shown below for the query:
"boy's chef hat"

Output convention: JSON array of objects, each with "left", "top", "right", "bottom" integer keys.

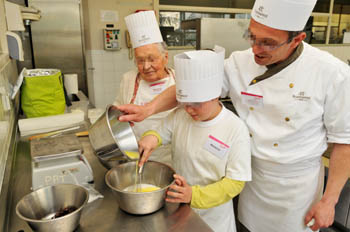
[
  {"left": 125, "top": 11, "right": 163, "bottom": 48},
  {"left": 174, "top": 46, "right": 225, "bottom": 103},
  {"left": 251, "top": 0, "right": 317, "bottom": 31}
]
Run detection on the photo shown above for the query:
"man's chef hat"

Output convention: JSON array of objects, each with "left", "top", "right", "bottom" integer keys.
[
  {"left": 125, "top": 11, "right": 163, "bottom": 48},
  {"left": 174, "top": 46, "right": 225, "bottom": 103},
  {"left": 251, "top": 0, "right": 317, "bottom": 31}
]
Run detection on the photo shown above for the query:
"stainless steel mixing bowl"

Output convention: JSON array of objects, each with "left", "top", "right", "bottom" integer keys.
[
  {"left": 97, "top": 147, "right": 128, "bottom": 169},
  {"left": 16, "top": 184, "right": 89, "bottom": 232},
  {"left": 105, "top": 161, "right": 175, "bottom": 215},
  {"left": 88, "top": 105, "right": 139, "bottom": 168}
]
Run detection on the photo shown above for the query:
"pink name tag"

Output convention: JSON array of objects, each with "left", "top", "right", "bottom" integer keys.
[
  {"left": 241, "top": 91, "right": 264, "bottom": 108},
  {"left": 149, "top": 81, "right": 166, "bottom": 95},
  {"left": 204, "top": 135, "right": 230, "bottom": 159}
]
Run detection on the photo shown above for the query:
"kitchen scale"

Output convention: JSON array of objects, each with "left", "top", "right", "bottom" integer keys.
[{"left": 31, "top": 134, "right": 102, "bottom": 202}]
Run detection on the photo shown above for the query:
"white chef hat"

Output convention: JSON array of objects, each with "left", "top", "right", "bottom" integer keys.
[
  {"left": 251, "top": 0, "right": 317, "bottom": 31},
  {"left": 174, "top": 46, "right": 225, "bottom": 103},
  {"left": 124, "top": 11, "right": 163, "bottom": 48}
]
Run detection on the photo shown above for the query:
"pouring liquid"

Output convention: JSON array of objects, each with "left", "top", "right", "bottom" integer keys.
[
  {"left": 122, "top": 151, "right": 142, "bottom": 192},
  {"left": 124, "top": 151, "right": 140, "bottom": 160},
  {"left": 134, "top": 160, "right": 142, "bottom": 192},
  {"left": 123, "top": 151, "right": 160, "bottom": 192}
]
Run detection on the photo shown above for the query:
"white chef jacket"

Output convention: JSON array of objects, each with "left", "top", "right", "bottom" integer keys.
[
  {"left": 222, "top": 42, "right": 350, "bottom": 232},
  {"left": 157, "top": 105, "right": 251, "bottom": 232},
  {"left": 114, "top": 69, "right": 175, "bottom": 166}
]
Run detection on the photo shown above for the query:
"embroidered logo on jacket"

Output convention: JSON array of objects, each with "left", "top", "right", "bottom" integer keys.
[{"left": 292, "top": 91, "right": 311, "bottom": 101}]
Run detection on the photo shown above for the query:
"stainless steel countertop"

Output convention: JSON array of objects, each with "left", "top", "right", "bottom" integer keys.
[{"left": 7, "top": 137, "right": 213, "bottom": 232}]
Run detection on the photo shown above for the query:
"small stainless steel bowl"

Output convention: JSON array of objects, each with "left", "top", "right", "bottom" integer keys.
[
  {"left": 16, "top": 184, "right": 89, "bottom": 232},
  {"left": 105, "top": 161, "right": 175, "bottom": 215},
  {"left": 89, "top": 105, "right": 139, "bottom": 166},
  {"left": 97, "top": 147, "right": 128, "bottom": 169}
]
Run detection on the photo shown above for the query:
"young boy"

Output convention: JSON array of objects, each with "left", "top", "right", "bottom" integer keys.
[{"left": 138, "top": 46, "right": 251, "bottom": 232}]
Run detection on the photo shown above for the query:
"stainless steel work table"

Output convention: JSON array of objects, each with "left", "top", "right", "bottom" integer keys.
[{"left": 7, "top": 137, "right": 213, "bottom": 232}]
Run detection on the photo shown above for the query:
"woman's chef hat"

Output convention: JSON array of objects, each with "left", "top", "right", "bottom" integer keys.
[
  {"left": 251, "top": 0, "right": 317, "bottom": 31},
  {"left": 174, "top": 46, "right": 225, "bottom": 103},
  {"left": 125, "top": 11, "right": 163, "bottom": 48}
]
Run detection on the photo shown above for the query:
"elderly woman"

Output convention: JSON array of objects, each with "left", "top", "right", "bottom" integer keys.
[{"left": 113, "top": 11, "right": 174, "bottom": 166}]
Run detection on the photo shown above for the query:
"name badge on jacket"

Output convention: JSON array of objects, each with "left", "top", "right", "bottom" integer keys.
[
  {"left": 204, "top": 135, "right": 229, "bottom": 159},
  {"left": 241, "top": 91, "right": 264, "bottom": 108}
]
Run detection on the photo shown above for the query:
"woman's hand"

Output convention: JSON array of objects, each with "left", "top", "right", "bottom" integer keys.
[
  {"left": 117, "top": 85, "right": 177, "bottom": 122},
  {"left": 117, "top": 103, "right": 153, "bottom": 122},
  {"left": 166, "top": 174, "right": 192, "bottom": 204},
  {"left": 138, "top": 135, "right": 159, "bottom": 167}
]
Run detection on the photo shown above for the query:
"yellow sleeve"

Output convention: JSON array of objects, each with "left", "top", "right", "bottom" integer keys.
[
  {"left": 190, "top": 177, "right": 245, "bottom": 209},
  {"left": 142, "top": 130, "right": 162, "bottom": 148}
]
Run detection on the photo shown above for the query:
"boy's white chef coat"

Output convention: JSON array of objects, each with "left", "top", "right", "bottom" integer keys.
[
  {"left": 157, "top": 105, "right": 251, "bottom": 232},
  {"left": 222, "top": 42, "right": 350, "bottom": 232},
  {"left": 114, "top": 69, "right": 175, "bottom": 166}
]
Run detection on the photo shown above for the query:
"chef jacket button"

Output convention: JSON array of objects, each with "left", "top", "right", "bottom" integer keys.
[
  {"left": 252, "top": 79, "right": 257, "bottom": 84},
  {"left": 289, "top": 83, "right": 294, "bottom": 88},
  {"left": 249, "top": 107, "right": 254, "bottom": 111},
  {"left": 249, "top": 133, "right": 252, "bottom": 137},
  {"left": 273, "top": 143, "right": 278, "bottom": 147},
  {"left": 285, "top": 117, "right": 290, "bottom": 122}
]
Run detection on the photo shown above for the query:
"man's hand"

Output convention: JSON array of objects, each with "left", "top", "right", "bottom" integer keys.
[
  {"left": 166, "top": 174, "right": 192, "bottom": 204},
  {"left": 304, "top": 197, "right": 335, "bottom": 231},
  {"left": 117, "top": 103, "right": 153, "bottom": 122},
  {"left": 306, "top": 143, "right": 350, "bottom": 231},
  {"left": 138, "top": 135, "right": 159, "bottom": 167}
]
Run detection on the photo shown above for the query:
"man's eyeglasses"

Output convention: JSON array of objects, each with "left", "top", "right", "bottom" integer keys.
[{"left": 243, "top": 30, "right": 291, "bottom": 51}]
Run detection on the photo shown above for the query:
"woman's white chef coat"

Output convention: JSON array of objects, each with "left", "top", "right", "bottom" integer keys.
[
  {"left": 114, "top": 69, "right": 175, "bottom": 166},
  {"left": 222, "top": 42, "right": 350, "bottom": 232},
  {"left": 157, "top": 105, "right": 251, "bottom": 232}
]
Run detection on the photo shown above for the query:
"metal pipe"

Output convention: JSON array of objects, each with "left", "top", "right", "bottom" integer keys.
[{"left": 326, "top": 0, "right": 335, "bottom": 44}]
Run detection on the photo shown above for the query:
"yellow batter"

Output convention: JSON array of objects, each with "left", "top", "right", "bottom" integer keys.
[
  {"left": 123, "top": 150, "right": 140, "bottom": 160},
  {"left": 121, "top": 151, "right": 160, "bottom": 193},
  {"left": 124, "top": 183, "right": 160, "bottom": 193}
]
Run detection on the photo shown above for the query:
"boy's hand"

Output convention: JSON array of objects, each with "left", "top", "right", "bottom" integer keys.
[
  {"left": 138, "top": 135, "right": 159, "bottom": 167},
  {"left": 166, "top": 174, "right": 192, "bottom": 204}
]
